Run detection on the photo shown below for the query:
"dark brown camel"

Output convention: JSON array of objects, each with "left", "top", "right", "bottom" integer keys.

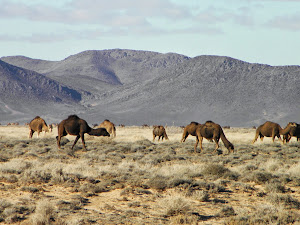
[
  {"left": 97, "top": 119, "right": 116, "bottom": 138},
  {"left": 153, "top": 125, "right": 169, "bottom": 141},
  {"left": 283, "top": 122, "right": 300, "bottom": 143},
  {"left": 195, "top": 121, "right": 234, "bottom": 153},
  {"left": 180, "top": 122, "right": 202, "bottom": 143},
  {"left": 56, "top": 115, "right": 110, "bottom": 150},
  {"left": 29, "top": 116, "right": 49, "bottom": 138},
  {"left": 252, "top": 121, "right": 297, "bottom": 144}
]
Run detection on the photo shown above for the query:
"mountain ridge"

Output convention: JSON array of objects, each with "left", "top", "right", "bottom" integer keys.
[{"left": 1, "top": 49, "right": 299, "bottom": 126}]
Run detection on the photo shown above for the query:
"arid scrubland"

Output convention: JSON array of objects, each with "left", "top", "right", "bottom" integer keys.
[{"left": 0, "top": 125, "right": 300, "bottom": 224}]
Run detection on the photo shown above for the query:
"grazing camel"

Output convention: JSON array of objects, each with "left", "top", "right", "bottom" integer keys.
[
  {"left": 195, "top": 121, "right": 234, "bottom": 153},
  {"left": 49, "top": 124, "right": 53, "bottom": 132},
  {"left": 29, "top": 116, "right": 49, "bottom": 138},
  {"left": 252, "top": 121, "right": 297, "bottom": 144},
  {"left": 153, "top": 125, "right": 169, "bottom": 141},
  {"left": 283, "top": 122, "right": 300, "bottom": 143},
  {"left": 56, "top": 115, "right": 110, "bottom": 150},
  {"left": 180, "top": 122, "right": 202, "bottom": 143},
  {"left": 96, "top": 119, "right": 116, "bottom": 138}
]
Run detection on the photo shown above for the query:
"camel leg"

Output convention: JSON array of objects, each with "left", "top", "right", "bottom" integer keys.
[
  {"left": 277, "top": 135, "right": 284, "bottom": 144},
  {"left": 71, "top": 135, "right": 80, "bottom": 150},
  {"left": 194, "top": 136, "right": 199, "bottom": 153},
  {"left": 29, "top": 129, "right": 34, "bottom": 138},
  {"left": 56, "top": 135, "right": 62, "bottom": 149},
  {"left": 196, "top": 136, "right": 204, "bottom": 153},
  {"left": 80, "top": 133, "right": 87, "bottom": 150},
  {"left": 153, "top": 134, "right": 156, "bottom": 142},
  {"left": 181, "top": 132, "right": 189, "bottom": 143},
  {"left": 212, "top": 139, "right": 219, "bottom": 153},
  {"left": 260, "top": 136, "right": 264, "bottom": 141}
]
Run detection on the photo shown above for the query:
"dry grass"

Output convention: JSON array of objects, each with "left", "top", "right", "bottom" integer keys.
[{"left": 0, "top": 125, "right": 299, "bottom": 224}]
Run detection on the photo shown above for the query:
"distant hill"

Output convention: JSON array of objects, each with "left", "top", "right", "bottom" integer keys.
[
  {"left": 1, "top": 49, "right": 299, "bottom": 126},
  {"left": 0, "top": 59, "right": 82, "bottom": 123}
]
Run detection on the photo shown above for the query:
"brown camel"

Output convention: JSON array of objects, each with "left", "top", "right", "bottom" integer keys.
[
  {"left": 56, "top": 115, "right": 110, "bottom": 150},
  {"left": 180, "top": 122, "right": 202, "bottom": 143},
  {"left": 29, "top": 116, "right": 49, "bottom": 138},
  {"left": 252, "top": 121, "right": 297, "bottom": 144},
  {"left": 153, "top": 125, "right": 169, "bottom": 141},
  {"left": 283, "top": 122, "right": 300, "bottom": 143},
  {"left": 195, "top": 121, "right": 234, "bottom": 153},
  {"left": 96, "top": 119, "right": 116, "bottom": 138}
]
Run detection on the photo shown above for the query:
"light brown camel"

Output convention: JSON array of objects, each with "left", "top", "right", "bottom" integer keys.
[
  {"left": 56, "top": 115, "right": 110, "bottom": 150},
  {"left": 29, "top": 116, "right": 49, "bottom": 138},
  {"left": 97, "top": 119, "right": 116, "bottom": 138},
  {"left": 180, "top": 122, "right": 202, "bottom": 143},
  {"left": 195, "top": 121, "right": 234, "bottom": 153},
  {"left": 252, "top": 121, "right": 297, "bottom": 144},
  {"left": 283, "top": 122, "right": 300, "bottom": 143},
  {"left": 153, "top": 125, "right": 169, "bottom": 141}
]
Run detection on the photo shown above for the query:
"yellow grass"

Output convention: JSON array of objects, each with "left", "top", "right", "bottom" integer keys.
[{"left": 0, "top": 125, "right": 299, "bottom": 224}]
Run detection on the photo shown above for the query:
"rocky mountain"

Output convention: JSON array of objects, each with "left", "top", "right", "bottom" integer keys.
[
  {"left": 0, "top": 60, "right": 82, "bottom": 123},
  {"left": 1, "top": 49, "right": 299, "bottom": 126}
]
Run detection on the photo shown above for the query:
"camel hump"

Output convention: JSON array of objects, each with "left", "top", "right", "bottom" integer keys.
[
  {"left": 67, "top": 115, "right": 80, "bottom": 120},
  {"left": 205, "top": 120, "right": 214, "bottom": 125},
  {"left": 190, "top": 121, "right": 199, "bottom": 125},
  {"left": 33, "top": 116, "right": 41, "bottom": 120},
  {"left": 104, "top": 119, "right": 110, "bottom": 122}
]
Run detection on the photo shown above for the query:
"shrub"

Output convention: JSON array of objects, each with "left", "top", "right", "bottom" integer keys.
[
  {"left": 201, "top": 164, "right": 229, "bottom": 179},
  {"left": 191, "top": 190, "right": 210, "bottom": 202},
  {"left": 160, "top": 196, "right": 191, "bottom": 216},
  {"left": 216, "top": 206, "right": 236, "bottom": 217},
  {"left": 147, "top": 176, "right": 168, "bottom": 191},
  {"left": 31, "top": 200, "right": 55, "bottom": 225},
  {"left": 267, "top": 193, "right": 300, "bottom": 209}
]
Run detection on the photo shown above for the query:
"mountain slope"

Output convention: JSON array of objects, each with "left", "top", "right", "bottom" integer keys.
[
  {"left": 1, "top": 49, "right": 190, "bottom": 90},
  {"left": 83, "top": 55, "right": 300, "bottom": 126},
  {"left": 1, "top": 50, "right": 299, "bottom": 126},
  {"left": 0, "top": 60, "right": 83, "bottom": 123}
]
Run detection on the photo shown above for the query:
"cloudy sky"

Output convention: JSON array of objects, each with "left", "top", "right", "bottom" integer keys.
[{"left": 1, "top": 0, "right": 300, "bottom": 66}]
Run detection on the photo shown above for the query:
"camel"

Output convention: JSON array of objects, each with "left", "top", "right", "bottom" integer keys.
[
  {"left": 153, "top": 125, "right": 169, "bottom": 141},
  {"left": 56, "top": 115, "right": 110, "bottom": 150},
  {"left": 96, "top": 119, "right": 116, "bottom": 138},
  {"left": 29, "top": 116, "right": 49, "bottom": 138},
  {"left": 195, "top": 121, "right": 234, "bottom": 153},
  {"left": 252, "top": 121, "right": 297, "bottom": 144},
  {"left": 283, "top": 122, "right": 300, "bottom": 143},
  {"left": 49, "top": 124, "right": 53, "bottom": 132},
  {"left": 180, "top": 122, "right": 201, "bottom": 143}
]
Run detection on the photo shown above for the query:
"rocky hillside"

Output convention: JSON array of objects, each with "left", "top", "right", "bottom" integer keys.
[
  {"left": 0, "top": 60, "right": 82, "bottom": 123},
  {"left": 1, "top": 50, "right": 299, "bottom": 126}
]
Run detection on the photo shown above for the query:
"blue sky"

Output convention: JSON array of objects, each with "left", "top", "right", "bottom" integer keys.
[{"left": 1, "top": 0, "right": 300, "bottom": 66}]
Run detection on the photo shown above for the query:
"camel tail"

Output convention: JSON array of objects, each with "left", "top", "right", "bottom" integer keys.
[{"left": 220, "top": 128, "right": 234, "bottom": 152}]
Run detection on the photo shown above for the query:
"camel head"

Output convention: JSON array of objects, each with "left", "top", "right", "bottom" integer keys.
[
  {"left": 227, "top": 143, "right": 234, "bottom": 152},
  {"left": 88, "top": 128, "right": 110, "bottom": 137},
  {"left": 43, "top": 124, "right": 49, "bottom": 133},
  {"left": 288, "top": 122, "right": 297, "bottom": 127}
]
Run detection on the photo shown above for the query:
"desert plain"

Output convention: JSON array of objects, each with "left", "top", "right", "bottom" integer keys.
[{"left": 0, "top": 125, "right": 299, "bottom": 224}]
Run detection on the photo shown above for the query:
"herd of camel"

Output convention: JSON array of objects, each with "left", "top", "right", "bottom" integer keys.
[{"left": 27, "top": 115, "right": 299, "bottom": 154}]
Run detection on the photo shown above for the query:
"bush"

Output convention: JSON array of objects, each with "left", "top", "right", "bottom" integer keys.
[
  {"left": 160, "top": 196, "right": 191, "bottom": 216},
  {"left": 31, "top": 200, "right": 55, "bottom": 225},
  {"left": 147, "top": 176, "right": 168, "bottom": 191}
]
